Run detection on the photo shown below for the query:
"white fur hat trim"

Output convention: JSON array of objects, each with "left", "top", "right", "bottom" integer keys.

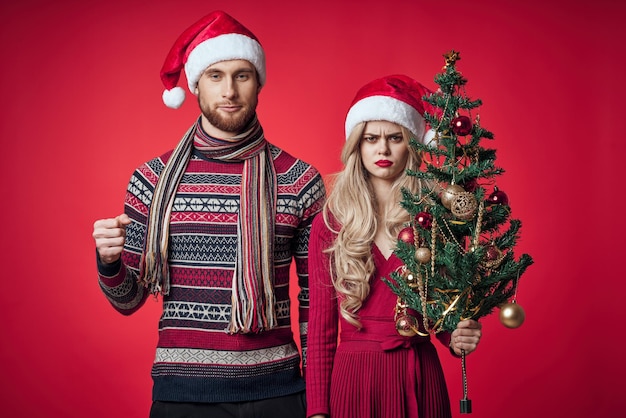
[
  {"left": 345, "top": 95, "right": 426, "bottom": 143},
  {"left": 185, "top": 33, "right": 266, "bottom": 93}
]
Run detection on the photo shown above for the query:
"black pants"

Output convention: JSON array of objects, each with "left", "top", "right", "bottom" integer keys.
[{"left": 149, "top": 392, "right": 306, "bottom": 418}]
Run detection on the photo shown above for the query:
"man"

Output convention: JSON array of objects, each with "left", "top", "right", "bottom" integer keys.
[{"left": 92, "top": 10, "right": 325, "bottom": 418}]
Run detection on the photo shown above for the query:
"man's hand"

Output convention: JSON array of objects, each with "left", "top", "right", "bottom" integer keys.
[{"left": 93, "top": 214, "right": 131, "bottom": 264}]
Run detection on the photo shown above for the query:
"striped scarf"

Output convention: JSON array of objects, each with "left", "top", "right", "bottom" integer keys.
[{"left": 139, "top": 116, "right": 277, "bottom": 334}]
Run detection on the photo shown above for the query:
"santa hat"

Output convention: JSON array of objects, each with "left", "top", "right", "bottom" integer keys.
[
  {"left": 160, "top": 10, "right": 266, "bottom": 109},
  {"left": 345, "top": 74, "right": 438, "bottom": 145}
]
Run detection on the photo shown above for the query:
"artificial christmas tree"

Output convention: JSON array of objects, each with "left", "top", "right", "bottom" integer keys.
[{"left": 385, "top": 50, "right": 534, "bottom": 413}]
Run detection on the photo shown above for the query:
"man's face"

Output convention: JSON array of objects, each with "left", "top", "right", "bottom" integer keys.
[{"left": 196, "top": 59, "right": 260, "bottom": 138}]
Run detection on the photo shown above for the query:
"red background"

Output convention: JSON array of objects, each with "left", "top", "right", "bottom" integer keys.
[{"left": 1, "top": 0, "right": 623, "bottom": 416}]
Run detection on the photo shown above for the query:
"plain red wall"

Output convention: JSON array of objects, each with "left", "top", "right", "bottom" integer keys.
[{"left": 1, "top": 0, "right": 623, "bottom": 417}]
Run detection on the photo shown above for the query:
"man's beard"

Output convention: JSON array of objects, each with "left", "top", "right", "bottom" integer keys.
[{"left": 200, "top": 101, "right": 256, "bottom": 136}]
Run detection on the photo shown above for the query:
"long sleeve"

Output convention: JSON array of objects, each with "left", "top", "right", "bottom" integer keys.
[
  {"left": 292, "top": 170, "right": 326, "bottom": 364},
  {"left": 97, "top": 162, "right": 158, "bottom": 315},
  {"left": 305, "top": 215, "right": 339, "bottom": 417}
]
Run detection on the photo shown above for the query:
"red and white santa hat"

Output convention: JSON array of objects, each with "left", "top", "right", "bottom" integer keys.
[
  {"left": 345, "top": 74, "right": 438, "bottom": 145},
  {"left": 160, "top": 10, "right": 266, "bottom": 109}
]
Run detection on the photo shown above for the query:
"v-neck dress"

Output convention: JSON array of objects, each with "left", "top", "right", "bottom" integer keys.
[{"left": 306, "top": 215, "right": 453, "bottom": 418}]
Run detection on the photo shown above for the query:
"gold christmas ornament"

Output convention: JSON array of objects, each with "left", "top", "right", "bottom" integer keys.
[
  {"left": 415, "top": 247, "right": 432, "bottom": 264},
  {"left": 440, "top": 184, "right": 465, "bottom": 209},
  {"left": 395, "top": 314, "right": 419, "bottom": 337},
  {"left": 499, "top": 302, "right": 525, "bottom": 328},
  {"left": 394, "top": 296, "right": 428, "bottom": 337},
  {"left": 401, "top": 269, "right": 418, "bottom": 288},
  {"left": 407, "top": 273, "right": 415, "bottom": 286},
  {"left": 451, "top": 191, "right": 478, "bottom": 220}
]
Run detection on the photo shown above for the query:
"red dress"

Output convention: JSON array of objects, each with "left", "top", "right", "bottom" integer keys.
[{"left": 306, "top": 215, "right": 452, "bottom": 418}]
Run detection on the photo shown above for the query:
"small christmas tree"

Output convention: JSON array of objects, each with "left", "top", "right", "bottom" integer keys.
[
  {"left": 385, "top": 51, "right": 534, "bottom": 413},
  {"left": 388, "top": 50, "right": 533, "bottom": 332}
]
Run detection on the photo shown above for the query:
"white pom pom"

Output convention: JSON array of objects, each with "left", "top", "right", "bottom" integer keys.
[
  {"left": 422, "top": 129, "right": 438, "bottom": 147},
  {"left": 162, "top": 87, "right": 185, "bottom": 109}
]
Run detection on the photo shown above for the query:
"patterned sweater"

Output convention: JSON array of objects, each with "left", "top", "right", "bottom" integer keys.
[{"left": 97, "top": 133, "right": 325, "bottom": 403}]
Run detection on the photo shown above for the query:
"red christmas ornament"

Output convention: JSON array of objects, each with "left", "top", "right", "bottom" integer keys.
[
  {"left": 398, "top": 226, "right": 415, "bottom": 244},
  {"left": 462, "top": 178, "right": 478, "bottom": 193},
  {"left": 415, "top": 212, "right": 433, "bottom": 229},
  {"left": 487, "top": 187, "right": 509, "bottom": 205},
  {"left": 451, "top": 115, "right": 472, "bottom": 136},
  {"left": 481, "top": 243, "right": 505, "bottom": 268},
  {"left": 485, "top": 245, "right": 501, "bottom": 261}
]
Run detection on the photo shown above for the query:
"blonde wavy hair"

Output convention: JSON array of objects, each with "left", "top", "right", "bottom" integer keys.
[{"left": 323, "top": 122, "right": 425, "bottom": 328}]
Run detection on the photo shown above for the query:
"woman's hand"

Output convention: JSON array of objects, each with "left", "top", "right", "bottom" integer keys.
[{"left": 450, "top": 319, "right": 482, "bottom": 356}]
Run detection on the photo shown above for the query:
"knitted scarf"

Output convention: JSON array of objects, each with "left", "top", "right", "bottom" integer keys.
[{"left": 139, "top": 116, "right": 277, "bottom": 334}]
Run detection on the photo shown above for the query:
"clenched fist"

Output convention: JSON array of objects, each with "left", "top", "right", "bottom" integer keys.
[{"left": 93, "top": 214, "right": 131, "bottom": 264}]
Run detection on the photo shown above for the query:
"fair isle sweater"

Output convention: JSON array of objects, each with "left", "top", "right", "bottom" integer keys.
[{"left": 97, "top": 130, "right": 325, "bottom": 403}]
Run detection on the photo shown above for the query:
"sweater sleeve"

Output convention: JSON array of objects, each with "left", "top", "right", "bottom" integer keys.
[
  {"left": 293, "top": 170, "right": 326, "bottom": 364},
  {"left": 305, "top": 214, "right": 338, "bottom": 417},
  {"left": 97, "top": 165, "right": 154, "bottom": 315}
]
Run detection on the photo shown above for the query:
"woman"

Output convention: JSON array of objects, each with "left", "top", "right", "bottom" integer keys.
[{"left": 306, "top": 75, "right": 482, "bottom": 418}]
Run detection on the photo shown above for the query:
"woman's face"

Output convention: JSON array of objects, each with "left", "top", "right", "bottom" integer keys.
[{"left": 359, "top": 121, "right": 409, "bottom": 184}]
